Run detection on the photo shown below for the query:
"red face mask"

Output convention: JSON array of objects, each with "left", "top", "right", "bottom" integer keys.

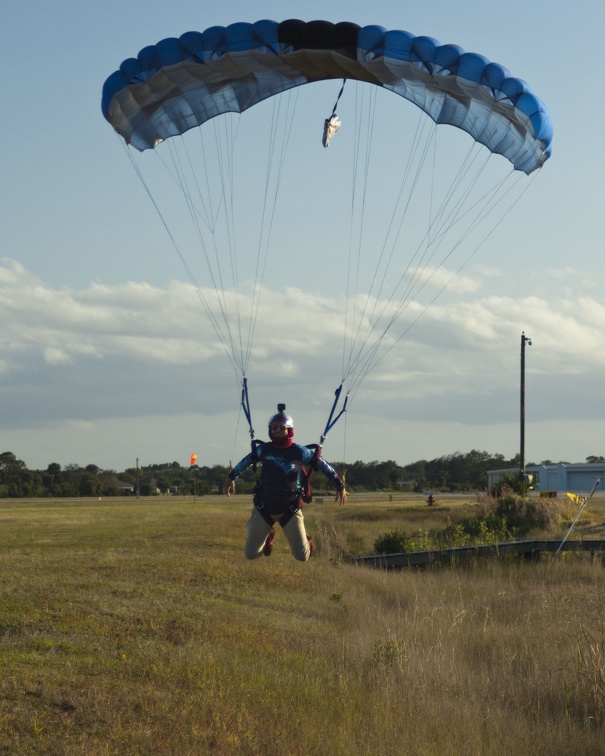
[{"left": 269, "top": 423, "right": 294, "bottom": 447}]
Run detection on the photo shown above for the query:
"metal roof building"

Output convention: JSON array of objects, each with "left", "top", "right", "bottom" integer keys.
[{"left": 487, "top": 463, "right": 605, "bottom": 495}]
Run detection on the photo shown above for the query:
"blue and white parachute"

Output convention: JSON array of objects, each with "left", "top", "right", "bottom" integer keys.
[
  {"left": 102, "top": 19, "right": 551, "bottom": 174},
  {"left": 102, "top": 20, "right": 552, "bottom": 445}
]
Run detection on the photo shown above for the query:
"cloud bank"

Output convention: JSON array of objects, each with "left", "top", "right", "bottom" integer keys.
[{"left": 0, "top": 258, "right": 603, "bottom": 469}]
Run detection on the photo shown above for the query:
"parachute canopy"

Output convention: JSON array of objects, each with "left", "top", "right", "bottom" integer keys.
[{"left": 102, "top": 19, "right": 552, "bottom": 174}]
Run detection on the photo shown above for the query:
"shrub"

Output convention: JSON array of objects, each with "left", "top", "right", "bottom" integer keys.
[
  {"left": 372, "top": 491, "right": 561, "bottom": 555},
  {"left": 476, "top": 491, "right": 557, "bottom": 535},
  {"left": 374, "top": 528, "right": 414, "bottom": 554}
]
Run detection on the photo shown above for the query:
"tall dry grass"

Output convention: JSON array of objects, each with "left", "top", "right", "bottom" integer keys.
[{"left": 0, "top": 495, "right": 604, "bottom": 754}]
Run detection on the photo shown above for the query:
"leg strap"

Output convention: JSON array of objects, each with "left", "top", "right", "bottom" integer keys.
[
  {"left": 277, "top": 501, "right": 301, "bottom": 529},
  {"left": 255, "top": 504, "right": 276, "bottom": 527},
  {"left": 254, "top": 500, "right": 301, "bottom": 529}
]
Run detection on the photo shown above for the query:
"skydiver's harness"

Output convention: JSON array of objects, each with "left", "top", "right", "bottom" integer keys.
[
  {"left": 251, "top": 440, "right": 322, "bottom": 529},
  {"left": 240, "top": 380, "right": 348, "bottom": 528}
]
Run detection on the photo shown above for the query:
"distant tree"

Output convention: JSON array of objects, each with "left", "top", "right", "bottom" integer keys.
[
  {"left": 338, "top": 460, "right": 405, "bottom": 492},
  {"left": 79, "top": 474, "right": 100, "bottom": 497},
  {"left": 98, "top": 472, "right": 121, "bottom": 496},
  {"left": 0, "top": 452, "right": 25, "bottom": 478},
  {"left": 122, "top": 468, "right": 138, "bottom": 483},
  {"left": 42, "top": 463, "right": 62, "bottom": 495},
  {"left": 155, "top": 476, "right": 171, "bottom": 493},
  {"left": 3, "top": 468, "right": 43, "bottom": 498},
  {"left": 20, "top": 470, "right": 44, "bottom": 497},
  {"left": 400, "top": 450, "right": 520, "bottom": 492},
  {"left": 402, "top": 460, "right": 427, "bottom": 491},
  {"left": 3, "top": 449, "right": 597, "bottom": 499},
  {"left": 0, "top": 452, "right": 27, "bottom": 497}
]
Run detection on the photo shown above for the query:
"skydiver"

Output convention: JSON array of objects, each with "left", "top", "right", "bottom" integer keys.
[{"left": 228, "top": 405, "right": 346, "bottom": 561}]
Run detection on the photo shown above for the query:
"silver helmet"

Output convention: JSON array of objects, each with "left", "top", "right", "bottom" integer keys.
[
  {"left": 268, "top": 403, "right": 293, "bottom": 429},
  {"left": 268, "top": 403, "right": 294, "bottom": 438}
]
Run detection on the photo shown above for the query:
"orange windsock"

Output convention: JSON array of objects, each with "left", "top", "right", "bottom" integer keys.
[{"left": 190, "top": 453, "right": 198, "bottom": 466}]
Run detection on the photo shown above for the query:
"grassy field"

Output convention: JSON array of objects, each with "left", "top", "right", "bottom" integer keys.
[{"left": 1, "top": 493, "right": 604, "bottom": 754}]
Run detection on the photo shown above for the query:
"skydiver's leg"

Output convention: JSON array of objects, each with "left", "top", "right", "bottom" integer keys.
[
  {"left": 244, "top": 507, "right": 274, "bottom": 560},
  {"left": 281, "top": 510, "right": 312, "bottom": 562}
]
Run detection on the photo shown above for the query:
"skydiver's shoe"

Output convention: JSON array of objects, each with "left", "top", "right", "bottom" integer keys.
[
  {"left": 263, "top": 528, "right": 276, "bottom": 557},
  {"left": 306, "top": 534, "right": 315, "bottom": 557}
]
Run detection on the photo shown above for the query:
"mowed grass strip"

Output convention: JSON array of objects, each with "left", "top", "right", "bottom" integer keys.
[{"left": 0, "top": 495, "right": 604, "bottom": 754}]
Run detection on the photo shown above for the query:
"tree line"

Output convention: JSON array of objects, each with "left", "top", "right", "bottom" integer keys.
[{"left": 1, "top": 450, "right": 603, "bottom": 499}]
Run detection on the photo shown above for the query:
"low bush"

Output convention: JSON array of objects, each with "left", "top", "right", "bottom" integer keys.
[
  {"left": 476, "top": 490, "right": 558, "bottom": 535},
  {"left": 374, "top": 491, "right": 560, "bottom": 554},
  {"left": 374, "top": 528, "right": 414, "bottom": 554}
]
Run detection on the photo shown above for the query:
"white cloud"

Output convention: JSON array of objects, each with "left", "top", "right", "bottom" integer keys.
[
  {"left": 0, "top": 258, "right": 604, "bottom": 469},
  {"left": 406, "top": 264, "right": 481, "bottom": 294},
  {"left": 43, "top": 347, "right": 72, "bottom": 365}
]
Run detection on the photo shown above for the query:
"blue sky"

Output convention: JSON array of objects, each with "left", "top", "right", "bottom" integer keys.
[{"left": 1, "top": 0, "right": 604, "bottom": 473}]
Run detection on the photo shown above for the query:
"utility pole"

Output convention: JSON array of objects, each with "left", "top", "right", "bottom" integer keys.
[
  {"left": 520, "top": 332, "right": 532, "bottom": 481},
  {"left": 136, "top": 457, "right": 140, "bottom": 499}
]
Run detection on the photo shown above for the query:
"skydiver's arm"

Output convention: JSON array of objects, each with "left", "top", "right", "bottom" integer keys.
[
  {"left": 229, "top": 453, "right": 254, "bottom": 481},
  {"left": 229, "top": 443, "right": 264, "bottom": 481},
  {"left": 300, "top": 445, "right": 346, "bottom": 501},
  {"left": 315, "top": 456, "right": 345, "bottom": 491}
]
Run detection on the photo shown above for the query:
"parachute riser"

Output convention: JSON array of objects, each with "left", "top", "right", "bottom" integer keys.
[
  {"left": 240, "top": 377, "right": 261, "bottom": 470},
  {"left": 320, "top": 384, "right": 348, "bottom": 446},
  {"left": 240, "top": 377, "right": 255, "bottom": 440}
]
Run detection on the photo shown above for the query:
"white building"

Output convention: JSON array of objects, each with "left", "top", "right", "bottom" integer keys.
[{"left": 487, "top": 463, "right": 605, "bottom": 495}]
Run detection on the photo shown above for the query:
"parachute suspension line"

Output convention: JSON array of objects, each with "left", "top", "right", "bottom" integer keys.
[
  {"left": 167, "top": 128, "right": 248, "bottom": 377},
  {"left": 234, "top": 94, "right": 299, "bottom": 448},
  {"left": 380, "top": 142, "right": 490, "bottom": 309},
  {"left": 423, "top": 97, "right": 537, "bottom": 253},
  {"left": 343, "top": 167, "right": 506, "bottom": 398},
  {"left": 423, "top": 143, "right": 492, "bottom": 251},
  {"left": 243, "top": 88, "right": 299, "bottom": 373},
  {"left": 341, "top": 103, "right": 435, "bottom": 389},
  {"left": 343, "top": 83, "right": 388, "bottom": 383},
  {"left": 350, "top": 122, "right": 451, "bottom": 361},
  {"left": 204, "top": 114, "right": 249, "bottom": 376},
  {"left": 342, "top": 109, "right": 436, "bottom": 385},
  {"left": 324, "top": 90, "right": 357, "bottom": 449},
  {"left": 139, "top": 97, "right": 297, "bottom": 385},
  {"left": 337, "top": 101, "right": 536, "bottom": 404},
  {"left": 402, "top": 146, "right": 519, "bottom": 295},
  {"left": 341, "top": 88, "right": 361, "bottom": 381},
  {"left": 145, "top": 128, "right": 247, "bottom": 377},
  {"left": 230, "top": 401, "right": 246, "bottom": 465},
  {"left": 150, "top": 97, "right": 298, "bottom": 427},
  {"left": 342, "top": 84, "right": 379, "bottom": 381},
  {"left": 171, "top": 114, "right": 248, "bottom": 377},
  {"left": 214, "top": 115, "right": 250, "bottom": 374},
  {"left": 122, "top": 141, "right": 242, "bottom": 378},
  {"left": 345, "top": 169, "right": 534, "bottom": 402}
]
